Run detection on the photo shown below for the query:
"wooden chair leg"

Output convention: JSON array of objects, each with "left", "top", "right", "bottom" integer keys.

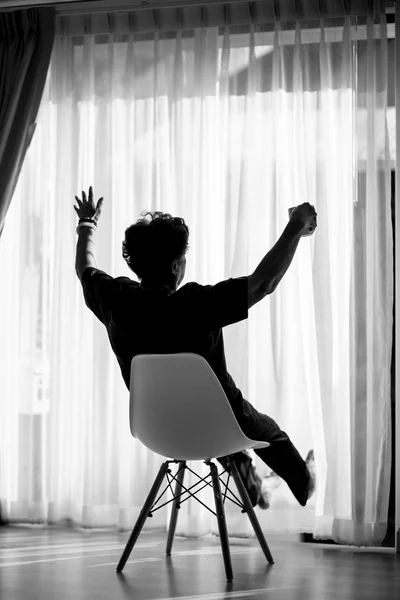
[
  {"left": 227, "top": 456, "right": 274, "bottom": 564},
  {"left": 166, "top": 461, "right": 186, "bottom": 556},
  {"left": 116, "top": 461, "right": 170, "bottom": 573},
  {"left": 208, "top": 461, "right": 234, "bottom": 581}
]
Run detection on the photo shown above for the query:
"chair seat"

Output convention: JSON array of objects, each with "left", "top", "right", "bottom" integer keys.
[
  {"left": 168, "top": 438, "right": 270, "bottom": 462},
  {"left": 129, "top": 353, "right": 270, "bottom": 460}
]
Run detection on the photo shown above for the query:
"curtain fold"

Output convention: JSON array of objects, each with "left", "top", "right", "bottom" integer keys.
[
  {"left": 0, "top": 1, "right": 393, "bottom": 546},
  {"left": 0, "top": 8, "right": 55, "bottom": 237}
]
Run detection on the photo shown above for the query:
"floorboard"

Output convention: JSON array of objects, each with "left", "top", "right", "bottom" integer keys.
[{"left": 0, "top": 526, "right": 399, "bottom": 600}]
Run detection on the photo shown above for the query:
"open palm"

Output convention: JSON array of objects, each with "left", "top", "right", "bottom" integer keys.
[{"left": 74, "top": 186, "right": 104, "bottom": 223}]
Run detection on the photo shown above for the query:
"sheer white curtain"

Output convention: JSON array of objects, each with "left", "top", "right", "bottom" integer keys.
[{"left": 0, "top": 6, "right": 392, "bottom": 546}]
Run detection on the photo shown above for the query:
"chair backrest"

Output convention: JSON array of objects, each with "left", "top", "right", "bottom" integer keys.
[{"left": 129, "top": 353, "right": 264, "bottom": 460}]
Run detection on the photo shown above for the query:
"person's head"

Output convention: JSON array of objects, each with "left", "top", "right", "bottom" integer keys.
[{"left": 122, "top": 210, "right": 189, "bottom": 290}]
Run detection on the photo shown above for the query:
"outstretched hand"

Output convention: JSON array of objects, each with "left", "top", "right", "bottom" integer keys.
[
  {"left": 74, "top": 186, "right": 104, "bottom": 223},
  {"left": 289, "top": 202, "right": 317, "bottom": 236}
]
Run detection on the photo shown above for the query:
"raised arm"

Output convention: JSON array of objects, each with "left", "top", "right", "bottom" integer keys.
[
  {"left": 75, "top": 226, "right": 98, "bottom": 281},
  {"left": 248, "top": 203, "right": 317, "bottom": 309},
  {"left": 74, "top": 186, "right": 104, "bottom": 281}
]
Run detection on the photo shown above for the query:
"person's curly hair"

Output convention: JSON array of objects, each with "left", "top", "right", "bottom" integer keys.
[{"left": 122, "top": 211, "right": 190, "bottom": 283}]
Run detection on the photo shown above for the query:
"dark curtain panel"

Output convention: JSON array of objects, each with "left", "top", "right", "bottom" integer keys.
[{"left": 0, "top": 8, "right": 55, "bottom": 237}]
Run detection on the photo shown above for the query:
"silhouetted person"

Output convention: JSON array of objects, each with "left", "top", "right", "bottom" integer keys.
[{"left": 74, "top": 187, "right": 317, "bottom": 509}]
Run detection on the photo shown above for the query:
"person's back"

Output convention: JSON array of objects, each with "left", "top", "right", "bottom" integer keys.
[{"left": 81, "top": 266, "right": 247, "bottom": 410}]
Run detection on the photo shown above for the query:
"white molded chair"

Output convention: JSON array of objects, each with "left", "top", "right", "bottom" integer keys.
[{"left": 116, "top": 353, "right": 274, "bottom": 581}]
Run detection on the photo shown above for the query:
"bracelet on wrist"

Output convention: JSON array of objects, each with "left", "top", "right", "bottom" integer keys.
[
  {"left": 76, "top": 221, "right": 97, "bottom": 234},
  {"left": 79, "top": 217, "right": 97, "bottom": 226}
]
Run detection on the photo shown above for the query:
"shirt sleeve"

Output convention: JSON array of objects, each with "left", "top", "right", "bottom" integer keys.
[
  {"left": 193, "top": 276, "right": 249, "bottom": 332},
  {"left": 80, "top": 267, "right": 118, "bottom": 323}
]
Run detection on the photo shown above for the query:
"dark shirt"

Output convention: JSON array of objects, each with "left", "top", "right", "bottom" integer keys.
[{"left": 80, "top": 268, "right": 248, "bottom": 408}]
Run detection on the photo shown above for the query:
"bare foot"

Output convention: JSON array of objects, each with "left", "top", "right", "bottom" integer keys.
[
  {"left": 257, "top": 472, "right": 281, "bottom": 510},
  {"left": 305, "top": 449, "right": 316, "bottom": 500}
]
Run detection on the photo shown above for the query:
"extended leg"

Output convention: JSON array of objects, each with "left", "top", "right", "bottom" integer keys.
[
  {"left": 116, "top": 461, "right": 170, "bottom": 573},
  {"left": 232, "top": 399, "right": 312, "bottom": 506},
  {"left": 227, "top": 455, "right": 274, "bottom": 564},
  {"left": 208, "top": 460, "right": 233, "bottom": 581},
  {"left": 254, "top": 432, "right": 311, "bottom": 507},
  {"left": 166, "top": 461, "right": 186, "bottom": 556}
]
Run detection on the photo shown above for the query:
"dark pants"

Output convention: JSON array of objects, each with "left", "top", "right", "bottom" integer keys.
[{"left": 216, "top": 397, "right": 311, "bottom": 507}]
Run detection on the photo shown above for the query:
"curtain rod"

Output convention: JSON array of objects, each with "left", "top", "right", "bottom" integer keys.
[{"left": 0, "top": 0, "right": 395, "bottom": 15}]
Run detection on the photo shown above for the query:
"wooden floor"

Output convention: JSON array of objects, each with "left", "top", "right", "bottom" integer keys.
[{"left": 0, "top": 526, "right": 399, "bottom": 600}]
